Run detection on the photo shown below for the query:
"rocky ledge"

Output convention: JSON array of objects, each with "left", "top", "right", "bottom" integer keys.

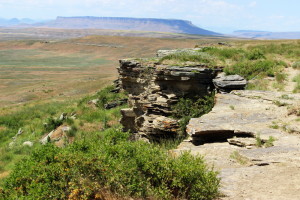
[
  {"left": 177, "top": 90, "right": 300, "bottom": 199},
  {"left": 118, "top": 58, "right": 221, "bottom": 138},
  {"left": 118, "top": 49, "right": 247, "bottom": 139},
  {"left": 187, "top": 90, "right": 300, "bottom": 144}
]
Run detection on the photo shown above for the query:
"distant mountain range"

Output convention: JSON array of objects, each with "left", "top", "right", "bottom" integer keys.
[
  {"left": 0, "top": 16, "right": 220, "bottom": 36},
  {"left": 2, "top": 17, "right": 300, "bottom": 39},
  {"left": 233, "top": 30, "right": 300, "bottom": 39},
  {"left": 33, "top": 16, "right": 220, "bottom": 36},
  {"left": 0, "top": 18, "right": 36, "bottom": 26}
]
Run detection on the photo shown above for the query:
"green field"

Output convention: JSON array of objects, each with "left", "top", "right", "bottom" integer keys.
[{"left": 0, "top": 33, "right": 299, "bottom": 199}]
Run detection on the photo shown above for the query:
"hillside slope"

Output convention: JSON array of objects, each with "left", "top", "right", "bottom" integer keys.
[{"left": 32, "top": 16, "right": 220, "bottom": 36}]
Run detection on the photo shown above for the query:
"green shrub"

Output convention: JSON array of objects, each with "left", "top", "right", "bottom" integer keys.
[
  {"left": 66, "top": 125, "right": 78, "bottom": 137},
  {"left": 248, "top": 43, "right": 300, "bottom": 58},
  {"left": 265, "top": 136, "right": 276, "bottom": 147},
  {"left": 172, "top": 93, "right": 215, "bottom": 136},
  {"left": 172, "top": 94, "right": 215, "bottom": 119},
  {"left": 292, "top": 61, "right": 300, "bottom": 69},
  {"left": 255, "top": 134, "right": 263, "bottom": 147},
  {"left": 43, "top": 117, "right": 63, "bottom": 132},
  {"left": 0, "top": 129, "right": 220, "bottom": 200},
  {"left": 275, "top": 72, "right": 287, "bottom": 83},
  {"left": 224, "top": 60, "right": 278, "bottom": 80},
  {"left": 78, "top": 85, "right": 127, "bottom": 109},
  {"left": 246, "top": 49, "right": 265, "bottom": 60},
  {"left": 200, "top": 47, "right": 246, "bottom": 60}
]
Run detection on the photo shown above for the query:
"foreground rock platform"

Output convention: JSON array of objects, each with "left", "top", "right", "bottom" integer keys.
[{"left": 176, "top": 90, "right": 300, "bottom": 200}]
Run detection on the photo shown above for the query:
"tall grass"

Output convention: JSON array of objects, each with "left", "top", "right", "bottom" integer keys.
[
  {"left": 224, "top": 60, "right": 280, "bottom": 80},
  {"left": 247, "top": 42, "right": 300, "bottom": 58}
]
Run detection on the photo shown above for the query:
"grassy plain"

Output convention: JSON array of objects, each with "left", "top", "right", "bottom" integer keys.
[
  {"left": 0, "top": 29, "right": 299, "bottom": 199},
  {"left": 0, "top": 31, "right": 232, "bottom": 190},
  {"left": 0, "top": 32, "right": 234, "bottom": 107}
]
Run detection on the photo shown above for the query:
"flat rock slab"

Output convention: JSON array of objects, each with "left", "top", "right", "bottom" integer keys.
[
  {"left": 176, "top": 90, "right": 300, "bottom": 200},
  {"left": 187, "top": 90, "right": 300, "bottom": 141}
]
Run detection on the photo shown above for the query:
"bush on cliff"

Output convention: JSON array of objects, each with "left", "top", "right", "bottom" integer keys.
[
  {"left": 172, "top": 93, "right": 215, "bottom": 136},
  {"left": 0, "top": 128, "right": 220, "bottom": 200}
]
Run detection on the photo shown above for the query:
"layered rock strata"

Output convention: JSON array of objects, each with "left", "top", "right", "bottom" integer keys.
[
  {"left": 213, "top": 72, "right": 247, "bottom": 93},
  {"left": 118, "top": 59, "right": 221, "bottom": 138}
]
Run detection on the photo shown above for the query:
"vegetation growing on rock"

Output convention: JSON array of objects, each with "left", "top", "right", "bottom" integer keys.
[
  {"left": 172, "top": 93, "right": 215, "bottom": 137},
  {"left": 158, "top": 40, "right": 300, "bottom": 92}
]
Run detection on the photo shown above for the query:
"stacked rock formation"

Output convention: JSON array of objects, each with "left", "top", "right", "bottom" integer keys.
[
  {"left": 118, "top": 49, "right": 248, "bottom": 139},
  {"left": 118, "top": 58, "right": 221, "bottom": 138}
]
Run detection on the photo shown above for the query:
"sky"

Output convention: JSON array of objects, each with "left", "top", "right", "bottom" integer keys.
[{"left": 0, "top": 0, "right": 299, "bottom": 33}]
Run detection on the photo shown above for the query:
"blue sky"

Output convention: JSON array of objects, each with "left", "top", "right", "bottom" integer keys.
[{"left": 0, "top": 0, "right": 299, "bottom": 33}]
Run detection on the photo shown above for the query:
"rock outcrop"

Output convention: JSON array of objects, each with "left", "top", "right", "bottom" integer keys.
[
  {"left": 187, "top": 90, "right": 300, "bottom": 144},
  {"left": 176, "top": 90, "right": 300, "bottom": 200},
  {"left": 118, "top": 58, "right": 222, "bottom": 138},
  {"left": 213, "top": 72, "right": 247, "bottom": 93}
]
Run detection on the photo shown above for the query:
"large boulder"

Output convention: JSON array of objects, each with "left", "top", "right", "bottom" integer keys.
[{"left": 213, "top": 73, "right": 247, "bottom": 93}]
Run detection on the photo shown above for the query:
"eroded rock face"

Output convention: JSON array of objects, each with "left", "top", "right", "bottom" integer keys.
[{"left": 118, "top": 59, "right": 221, "bottom": 138}]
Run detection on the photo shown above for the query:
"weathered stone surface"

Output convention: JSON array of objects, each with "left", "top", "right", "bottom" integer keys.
[
  {"left": 153, "top": 116, "right": 178, "bottom": 132},
  {"left": 40, "top": 125, "right": 72, "bottom": 147},
  {"left": 118, "top": 58, "right": 221, "bottom": 138},
  {"left": 175, "top": 90, "right": 300, "bottom": 200},
  {"left": 104, "top": 98, "right": 128, "bottom": 109},
  {"left": 187, "top": 90, "right": 300, "bottom": 143},
  {"left": 227, "top": 137, "right": 256, "bottom": 148},
  {"left": 40, "top": 130, "right": 54, "bottom": 145},
  {"left": 213, "top": 72, "right": 247, "bottom": 92},
  {"left": 104, "top": 102, "right": 118, "bottom": 109},
  {"left": 156, "top": 48, "right": 202, "bottom": 57}
]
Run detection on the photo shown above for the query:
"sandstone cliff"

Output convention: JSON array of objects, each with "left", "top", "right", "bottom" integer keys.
[
  {"left": 117, "top": 49, "right": 247, "bottom": 139},
  {"left": 118, "top": 58, "right": 221, "bottom": 138}
]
